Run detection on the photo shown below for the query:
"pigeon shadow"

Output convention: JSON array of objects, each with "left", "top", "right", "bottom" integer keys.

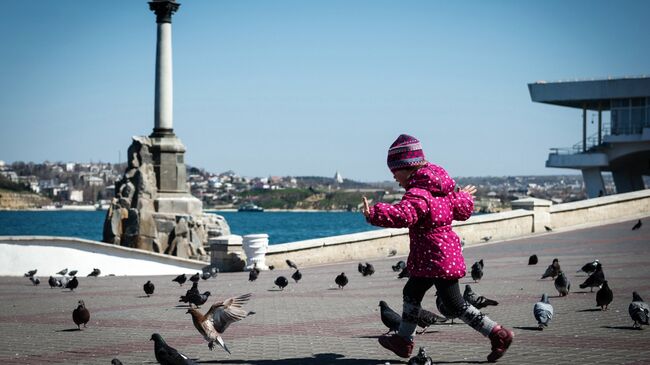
[
  {"left": 513, "top": 326, "right": 542, "bottom": 331},
  {"left": 602, "top": 325, "right": 640, "bottom": 331},
  {"left": 196, "top": 353, "right": 394, "bottom": 365},
  {"left": 573, "top": 290, "right": 595, "bottom": 294},
  {"left": 432, "top": 361, "right": 488, "bottom": 364},
  {"left": 327, "top": 287, "right": 344, "bottom": 290},
  {"left": 267, "top": 288, "right": 285, "bottom": 292},
  {"left": 577, "top": 308, "right": 602, "bottom": 312},
  {"left": 357, "top": 334, "right": 383, "bottom": 339},
  {"left": 56, "top": 328, "right": 81, "bottom": 332},
  {"left": 137, "top": 295, "right": 151, "bottom": 298}
]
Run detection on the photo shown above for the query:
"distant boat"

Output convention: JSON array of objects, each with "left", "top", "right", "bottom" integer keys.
[{"left": 238, "top": 202, "right": 264, "bottom": 212}]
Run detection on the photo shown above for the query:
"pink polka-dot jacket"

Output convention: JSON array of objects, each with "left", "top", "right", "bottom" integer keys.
[{"left": 366, "top": 162, "right": 473, "bottom": 279}]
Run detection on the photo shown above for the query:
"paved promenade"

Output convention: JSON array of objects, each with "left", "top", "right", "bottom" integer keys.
[{"left": 1, "top": 217, "right": 649, "bottom": 364}]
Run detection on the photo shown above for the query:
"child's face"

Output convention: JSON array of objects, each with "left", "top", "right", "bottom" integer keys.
[{"left": 392, "top": 169, "right": 411, "bottom": 188}]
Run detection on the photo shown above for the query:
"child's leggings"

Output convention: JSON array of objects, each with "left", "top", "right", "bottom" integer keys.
[{"left": 399, "top": 276, "right": 497, "bottom": 340}]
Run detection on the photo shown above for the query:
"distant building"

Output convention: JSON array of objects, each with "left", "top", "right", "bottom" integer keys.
[
  {"left": 334, "top": 171, "right": 344, "bottom": 184},
  {"left": 65, "top": 163, "right": 76, "bottom": 172},
  {"left": 529, "top": 76, "right": 650, "bottom": 198},
  {"left": 69, "top": 190, "right": 84, "bottom": 203}
]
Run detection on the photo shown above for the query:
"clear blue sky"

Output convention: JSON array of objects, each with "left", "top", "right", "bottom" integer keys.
[{"left": 0, "top": 0, "right": 648, "bottom": 182}]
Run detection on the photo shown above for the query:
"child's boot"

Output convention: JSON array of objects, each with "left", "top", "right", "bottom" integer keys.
[
  {"left": 487, "top": 325, "right": 514, "bottom": 362},
  {"left": 378, "top": 334, "right": 414, "bottom": 358}
]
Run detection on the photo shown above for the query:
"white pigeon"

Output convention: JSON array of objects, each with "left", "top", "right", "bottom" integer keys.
[{"left": 533, "top": 293, "right": 553, "bottom": 330}]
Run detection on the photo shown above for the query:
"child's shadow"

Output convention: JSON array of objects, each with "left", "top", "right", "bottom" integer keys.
[{"left": 602, "top": 325, "right": 639, "bottom": 331}]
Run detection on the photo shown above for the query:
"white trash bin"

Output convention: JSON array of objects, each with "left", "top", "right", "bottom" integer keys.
[{"left": 242, "top": 233, "right": 269, "bottom": 270}]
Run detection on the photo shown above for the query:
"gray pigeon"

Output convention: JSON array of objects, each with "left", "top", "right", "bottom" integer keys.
[
  {"left": 407, "top": 347, "right": 433, "bottom": 365},
  {"left": 48, "top": 276, "right": 60, "bottom": 288},
  {"left": 24, "top": 269, "right": 37, "bottom": 277},
  {"left": 554, "top": 271, "right": 570, "bottom": 296},
  {"left": 286, "top": 259, "right": 298, "bottom": 270},
  {"left": 111, "top": 359, "right": 123, "bottom": 365},
  {"left": 629, "top": 292, "right": 649, "bottom": 329},
  {"left": 379, "top": 300, "right": 401, "bottom": 334},
  {"left": 436, "top": 294, "right": 456, "bottom": 324},
  {"left": 88, "top": 268, "right": 101, "bottom": 277},
  {"left": 579, "top": 264, "right": 605, "bottom": 292},
  {"left": 68, "top": 270, "right": 78, "bottom": 276},
  {"left": 541, "top": 258, "right": 560, "bottom": 279},
  {"left": 335, "top": 272, "right": 348, "bottom": 289},
  {"left": 596, "top": 280, "right": 613, "bottom": 310},
  {"left": 392, "top": 260, "right": 407, "bottom": 272},
  {"left": 577, "top": 259, "right": 600, "bottom": 274},
  {"left": 632, "top": 219, "right": 642, "bottom": 230},
  {"left": 416, "top": 308, "right": 448, "bottom": 334},
  {"left": 533, "top": 293, "right": 553, "bottom": 329},
  {"left": 291, "top": 269, "right": 302, "bottom": 283},
  {"left": 471, "top": 259, "right": 484, "bottom": 282},
  {"left": 464, "top": 284, "right": 498, "bottom": 309},
  {"left": 57, "top": 268, "right": 68, "bottom": 275},
  {"left": 274, "top": 276, "right": 289, "bottom": 290},
  {"left": 150, "top": 333, "right": 197, "bottom": 365},
  {"left": 29, "top": 277, "right": 40, "bottom": 286}
]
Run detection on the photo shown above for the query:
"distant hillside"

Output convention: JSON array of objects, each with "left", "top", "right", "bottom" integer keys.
[
  {"left": 0, "top": 189, "right": 51, "bottom": 210},
  {"left": 295, "top": 176, "right": 375, "bottom": 190},
  {"left": 238, "top": 188, "right": 386, "bottom": 210}
]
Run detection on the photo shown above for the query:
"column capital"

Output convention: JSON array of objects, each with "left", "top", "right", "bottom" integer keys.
[{"left": 149, "top": 1, "right": 180, "bottom": 24}]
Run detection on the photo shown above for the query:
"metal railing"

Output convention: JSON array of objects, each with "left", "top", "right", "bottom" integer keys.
[{"left": 549, "top": 123, "right": 611, "bottom": 155}]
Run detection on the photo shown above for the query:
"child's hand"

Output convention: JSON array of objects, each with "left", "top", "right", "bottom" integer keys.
[
  {"left": 460, "top": 185, "right": 477, "bottom": 196},
  {"left": 362, "top": 196, "right": 370, "bottom": 218}
]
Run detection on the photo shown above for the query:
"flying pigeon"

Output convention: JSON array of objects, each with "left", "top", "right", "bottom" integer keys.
[
  {"left": 189, "top": 272, "right": 201, "bottom": 283},
  {"left": 464, "top": 285, "right": 498, "bottom": 309},
  {"left": 416, "top": 308, "right": 448, "bottom": 334},
  {"left": 398, "top": 267, "right": 410, "bottom": 279},
  {"left": 335, "top": 272, "right": 348, "bottom": 289},
  {"left": 471, "top": 260, "right": 484, "bottom": 282},
  {"left": 544, "top": 226, "right": 553, "bottom": 232},
  {"left": 173, "top": 274, "right": 187, "bottom": 286},
  {"left": 68, "top": 270, "right": 78, "bottom": 276},
  {"left": 392, "top": 260, "right": 407, "bottom": 272},
  {"left": 481, "top": 236, "right": 492, "bottom": 242},
  {"left": 632, "top": 219, "right": 642, "bottom": 230},
  {"left": 359, "top": 262, "right": 375, "bottom": 277},
  {"left": 24, "top": 269, "right": 37, "bottom": 277},
  {"left": 533, "top": 293, "right": 553, "bottom": 330},
  {"left": 596, "top": 280, "right": 613, "bottom": 310},
  {"left": 407, "top": 347, "right": 433, "bottom": 365},
  {"left": 379, "top": 300, "right": 401, "bottom": 334},
  {"left": 29, "top": 277, "right": 40, "bottom": 286},
  {"left": 274, "top": 276, "right": 289, "bottom": 290},
  {"left": 554, "top": 271, "right": 570, "bottom": 296},
  {"left": 150, "top": 333, "right": 197, "bottom": 365},
  {"left": 57, "top": 268, "right": 68, "bottom": 276},
  {"left": 48, "top": 276, "right": 60, "bottom": 288},
  {"left": 528, "top": 255, "right": 538, "bottom": 265},
  {"left": 201, "top": 272, "right": 211, "bottom": 280},
  {"left": 72, "top": 300, "right": 90, "bottom": 329},
  {"left": 291, "top": 270, "right": 302, "bottom": 283},
  {"left": 88, "top": 268, "right": 101, "bottom": 277},
  {"left": 65, "top": 276, "right": 79, "bottom": 291},
  {"left": 388, "top": 248, "right": 397, "bottom": 257},
  {"left": 541, "top": 258, "right": 560, "bottom": 279},
  {"left": 629, "top": 292, "right": 650, "bottom": 329},
  {"left": 579, "top": 264, "right": 605, "bottom": 292},
  {"left": 144, "top": 280, "right": 155, "bottom": 297},
  {"left": 577, "top": 259, "right": 601, "bottom": 274},
  {"left": 286, "top": 259, "right": 298, "bottom": 270},
  {"left": 186, "top": 293, "right": 255, "bottom": 353}
]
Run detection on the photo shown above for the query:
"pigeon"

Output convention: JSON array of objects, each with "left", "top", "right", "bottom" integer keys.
[
  {"left": 335, "top": 272, "right": 348, "bottom": 289},
  {"left": 481, "top": 236, "right": 492, "bottom": 242},
  {"left": 436, "top": 294, "right": 456, "bottom": 324},
  {"left": 88, "top": 268, "right": 101, "bottom": 277},
  {"left": 208, "top": 267, "right": 218, "bottom": 278},
  {"left": 268, "top": 265, "right": 275, "bottom": 270},
  {"left": 544, "top": 225, "right": 553, "bottom": 232},
  {"left": 248, "top": 268, "right": 259, "bottom": 282},
  {"left": 596, "top": 280, "right": 613, "bottom": 310},
  {"left": 65, "top": 276, "right": 79, "bottom": 291},
  {"left": 274, "top": 276, "right": 289, "bottom": 290},
  {"left": 186, "top": 293, "right": 255, "bottom": 353},
  {"left": 541, "top": 258, "right": 560, "bottom": 279},
  {"left": 150, "top": 333, "right": 197, "bottom": 365},
  {"left": 629, "top": 292, "right": 650, "bottom": 329},
  {"left": 359, "top": 262, "right": 375, "bottom": 277},
  {"left": 632, "top": 219, "right": 642, "bottom": 230},
  {"left": 464, "top": 284, "right": 498, "bottom": 309},
  {"left": 29, "top": 277, "right": 40, "bottom": 286},
  {"left": 291, "top": 270, "right": 302, "bottom": 283},
  {"left": 68, "top": 270, "right": 78, "bottom": 276},
  {"left": 180, "top": 282, "right": 200, "bottom": 303},
  {"left": 187, "top": 291, "right": 212, "bottom": 308},
  {"left": 286, "top": 259, "right": 298, "bottom": 270},
  {"left": 407, "top": 347, "right": 433, "bottom": 365},
  {"left": 392, "top": 260, "right": 406, "bottom": 272},
  {"left": 72, "top": 300, "right": 90, "bottom": 329},
  {"left": 416, "top": 308, "right": 448, "bottom": 334},
  {"left": 533, "top": 293, "right": 553, "bottom": 329},
  {"left": 398, "top": 267, "right": 410, "bottom": 279},
  {"left": 201, "top": 272, "right": 211, "bottom": 280},
  {"left": 577, "top": 259, "right": 601, "bottom": 274},
  {"left": 579, "top": 264, "right": 605, "bottom": 292},
  {"left": 144, "top": 280, "right": 155, "bottom": 297},
  {"left": 111, "top": 359, "right": 123, "bottom": 365},
  {"left": 388, "top": 248, "right": 397, "bottom": 257},
  {"left": 554, "top": 271, "right": 570, "bottom": 296},
  {"left": 471, "top": 259, "right": 484, "bottom": 282},
  {"left": 59, "top": 276, "right": 69, "bottom": 288},
  {"left": 24, "top": 269, "right": 37, "bottom": 277},
  {"left": 528, "top": 255, "right": 538, "bottom": 265},
  {"left": 57, "top": 268, "right": 68, "bottom": 276},
  {"left": 48, "top": 276, "right": 60, "bottom": 288},
  {"left": 378, "top": 300, "right": 401, "bottom": 334},
  {"left": 357, "top": 262, "right": 364, "bottom": 274},
  {"left": 189, "top": 272, "right": 201, "bottom": 283},
  {"left": 173, "top": 274, "right": 187, "bottom": 286}
]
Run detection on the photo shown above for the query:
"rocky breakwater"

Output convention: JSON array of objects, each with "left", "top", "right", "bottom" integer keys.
[
  {"left": 0, "top": 189, "right": 51, "bottom": 210},
  {"left": 102, "top": 136, "right": 230, "bottom": 260}
]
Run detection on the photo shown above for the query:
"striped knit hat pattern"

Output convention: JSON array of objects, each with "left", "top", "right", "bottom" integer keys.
[{"left": 387, "top": 134, "right": 426, "bottom": 172}]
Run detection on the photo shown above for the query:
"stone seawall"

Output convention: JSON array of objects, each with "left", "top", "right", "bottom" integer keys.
[{"left": 0, "top": 189, "right": 50, "bottom": 210}]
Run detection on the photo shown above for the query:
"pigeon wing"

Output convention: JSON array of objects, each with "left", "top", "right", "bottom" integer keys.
[{"left": 208, "top": 293, "right": 252, "bottom": 333}]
